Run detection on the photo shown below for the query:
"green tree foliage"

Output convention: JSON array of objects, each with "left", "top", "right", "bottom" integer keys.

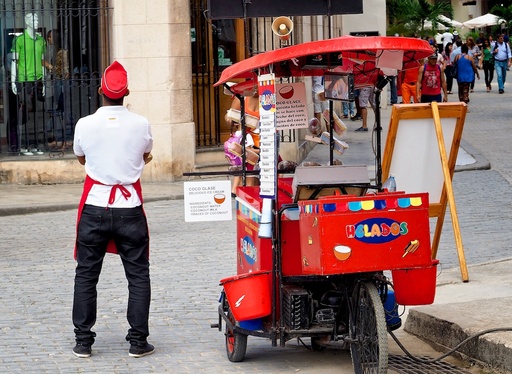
[
  {"left": 387, "top": 0, "right": 453, "bottom": 37},
  {"left": 490, "top": 4, "right": 512, "bottom": 34}
]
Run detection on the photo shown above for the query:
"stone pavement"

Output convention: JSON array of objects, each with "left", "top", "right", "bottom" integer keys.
[{"left": 1, "top": 77, "right": 512, "bottom": 372}]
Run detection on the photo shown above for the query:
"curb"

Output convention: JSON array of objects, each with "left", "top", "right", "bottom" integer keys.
[
  {"left": 405, "top": 309, "right": 512, "bottom": 372},
  {"left": 455, "top": 140, "right": 491, "bottom": 172}
]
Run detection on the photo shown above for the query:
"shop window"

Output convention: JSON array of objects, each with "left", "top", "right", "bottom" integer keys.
[{"left": 0, "top": 0, "right": 110, "bottom": 156}]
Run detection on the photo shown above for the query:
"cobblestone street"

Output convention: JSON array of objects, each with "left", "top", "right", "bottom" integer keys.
[{"left": 1, "top": 78, "right": 511, "bottom": 372}]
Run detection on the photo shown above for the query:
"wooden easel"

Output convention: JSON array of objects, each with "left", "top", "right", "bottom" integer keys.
[{"left": 382, "top": 102, "right": 469, "bottom": 282}]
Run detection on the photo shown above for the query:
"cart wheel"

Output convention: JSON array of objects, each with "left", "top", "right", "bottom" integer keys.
[
  {"left": 311, "top": 337, "right": 327, "bottom": 351},
  {"left": 225, "top": 311, "right": 247, "bottom": 362},
  {"left": 349, "top": 282, "right": 388, "bottom": 374}
]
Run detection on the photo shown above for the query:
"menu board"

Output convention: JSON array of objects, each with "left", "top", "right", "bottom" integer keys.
[
  {"left": 258, "top": 73, "right": 277, "bottom": 199},
  {"left": 275, "top": 82, "right": 308, "bottom": 129}
]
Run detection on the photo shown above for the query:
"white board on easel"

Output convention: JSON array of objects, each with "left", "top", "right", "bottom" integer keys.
[
  {"left": 385, "top": 115, "right": 458, "bottom": 204},
  {"left": 382, "top": 102, "right": 469, "bottom": 281}
]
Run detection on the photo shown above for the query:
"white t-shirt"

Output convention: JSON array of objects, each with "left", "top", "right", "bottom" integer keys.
[
  {"left": 312, "top": 76, "right": 324, "bottom": 94},
  {"left": 73, "top": 106, "right": 153, "bottom": 207},
  {"left": 442, "top": 32, "right": 454, "bottom": 47}
]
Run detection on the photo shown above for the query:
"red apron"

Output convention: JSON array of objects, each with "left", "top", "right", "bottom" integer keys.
[{"left": 74, "top": 175, "right": 148, "bottom": 260}]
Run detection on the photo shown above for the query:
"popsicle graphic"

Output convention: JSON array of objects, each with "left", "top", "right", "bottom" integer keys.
[{"left": 402, "top": 240, "right": 419, "bottom": 258}]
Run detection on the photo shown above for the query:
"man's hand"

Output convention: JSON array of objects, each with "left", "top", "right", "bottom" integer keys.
[{"left": 144, "top": 153, "right": 153, "bottom": 164}]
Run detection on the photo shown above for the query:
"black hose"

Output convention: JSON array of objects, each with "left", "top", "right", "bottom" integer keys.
[{"left": 388, "top": 326, "right": 512, "bottom": 364}]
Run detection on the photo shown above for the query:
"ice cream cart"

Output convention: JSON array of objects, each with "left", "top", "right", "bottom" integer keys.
[{"left": 208, "top": 36, "right": 438, "bottom": 373}]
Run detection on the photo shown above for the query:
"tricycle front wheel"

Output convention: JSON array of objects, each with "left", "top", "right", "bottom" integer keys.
[{"left": 349, "top": 281, "right": 388, "bottom": 373}]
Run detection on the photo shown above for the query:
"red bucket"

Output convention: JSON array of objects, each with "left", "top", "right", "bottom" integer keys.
[
  {"left": 391, "top": 260, "right": 439, "bottom": 306},
  {"left": 220, "top": 270, "right": 271, "bottom": 321}
]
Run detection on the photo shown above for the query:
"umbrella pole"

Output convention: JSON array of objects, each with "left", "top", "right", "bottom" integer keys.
[
  {"left": 329, "top": 100, "right": 334, "bottom": 165},
  {"left": 328, "top": 0, "right": 333, "bottom": 167},
  {"left": 374, "top": 90, "right": 382, "bottom": 186},
  {"left": 238, "top": 93, "right": 248, "bottom": 186}
]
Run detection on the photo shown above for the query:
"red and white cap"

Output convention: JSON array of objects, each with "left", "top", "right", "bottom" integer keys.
[{"left": 101, "top": 61, "right": 128, "bottom": 99}]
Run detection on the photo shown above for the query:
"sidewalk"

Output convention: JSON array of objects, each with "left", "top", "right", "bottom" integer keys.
[{"left": 0, "top": 94, "right": 511, "bottom": 372}]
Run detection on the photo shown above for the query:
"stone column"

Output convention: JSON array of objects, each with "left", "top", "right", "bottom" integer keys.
[{"left": 110, "top": 0, "right": 195, "bottom": 181}]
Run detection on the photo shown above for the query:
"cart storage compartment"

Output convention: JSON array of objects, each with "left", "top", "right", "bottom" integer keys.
[
  {"left": 298, "top": 192, "right": 432, "bottom": 275},
  {"left": 292, "top": 165, "right": 369, "bottom": 201}
]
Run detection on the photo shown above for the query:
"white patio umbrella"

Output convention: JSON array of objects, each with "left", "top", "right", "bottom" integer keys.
[
  {"left": 423, "top": 15, "right": 463, "bottom": 30},
  {"left": 462, "top": 13, "right": 506, "bottom": 29},
  {"left": 439, "top": 15, "right": 463, "bottom": 28}
]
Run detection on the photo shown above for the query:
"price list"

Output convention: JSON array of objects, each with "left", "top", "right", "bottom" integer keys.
[{"left": 258, "top": 73, "right": 277, "bottom": 199}]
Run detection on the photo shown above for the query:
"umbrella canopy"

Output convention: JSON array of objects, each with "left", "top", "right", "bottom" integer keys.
[
  {"left": 214, "top": 36, "right": 433, "bottom": 92},
  {"left": 439, "top": 15, "right": 463, "bottom": 28},
  {"left": 462, "top": 13, "right": 505, "bottom": 29},
  {"left": 424, "top": 15, "right": 463, "bottom": 30}
]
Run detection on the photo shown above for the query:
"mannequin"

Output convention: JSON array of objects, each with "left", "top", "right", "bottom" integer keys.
[
  {"left": 11, "top": 13, "right": 49, "bottom": 94},
  {"left": 10, "top": 13, "right": 50, "bottom": 155}
]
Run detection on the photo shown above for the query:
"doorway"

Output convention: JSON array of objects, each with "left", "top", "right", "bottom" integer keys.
[{"left": 191, "top": 0, "right": 246, "bottom": 147}]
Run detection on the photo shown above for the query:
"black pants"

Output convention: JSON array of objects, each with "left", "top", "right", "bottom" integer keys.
[
  {"left": 483, "top": 60, "right": 495, "bottom": 88},
  {"left": 444, "top": 66, "right": 454, "bottom": 92},
  {"left": 73, "top": 204, "right": 150, "bottom": 346}
]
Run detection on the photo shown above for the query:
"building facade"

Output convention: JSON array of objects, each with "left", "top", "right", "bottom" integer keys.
[{"left": 0, "top": 0, "right": 485, "bottom": 184}]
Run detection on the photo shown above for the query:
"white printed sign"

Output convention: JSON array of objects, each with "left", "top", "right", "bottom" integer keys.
[
  {"left": 275, "top": 82, "right": 308, "bottom": 130},
  {"left": 184, "top": 180, "right": 232, "bottom": 222}
]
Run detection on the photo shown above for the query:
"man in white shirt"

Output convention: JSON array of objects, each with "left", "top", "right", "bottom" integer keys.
[
  {"left": 72, "top": 61, "right": 155, "bottom": 359},
  {"left": 493, "top": 34, "right": 512, "bottom": 93},
  {"left": 435, "top": 32, "right": 443, "bottom": 53},
  {"left": 442, "top": 28, "right": 454, "bottom": 49}
]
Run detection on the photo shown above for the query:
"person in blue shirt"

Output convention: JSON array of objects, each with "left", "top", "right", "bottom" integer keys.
[{"left": 492, "top": 34, "right": 512, "bottom": 94}]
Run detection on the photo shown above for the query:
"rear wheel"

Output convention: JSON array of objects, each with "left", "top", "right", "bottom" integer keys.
[
  {"left": 225, "top": 310, "right": 248, "bottom": 362},
  {"left": 311, "top": 336, "right": 327, "bottom": 351},
  {"left": 349, "top": 281, "right": 388, "bottom": 373}
]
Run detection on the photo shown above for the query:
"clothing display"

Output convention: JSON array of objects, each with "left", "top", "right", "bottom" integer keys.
[{"left": 12, "top": 30, "right": 46, "bottom": 82}]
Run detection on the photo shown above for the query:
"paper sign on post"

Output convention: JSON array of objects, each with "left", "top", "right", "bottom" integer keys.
[
  {"left": 184, "top": 180, "right": 232, "bottom": 222},
  {"left": 275, "top": 82, "right": 308, "bottom": 130}
]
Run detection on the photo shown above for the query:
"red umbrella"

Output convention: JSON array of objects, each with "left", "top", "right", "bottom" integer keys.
[{"left": 215, "top": 36, "right": 433, "bottom": 91}]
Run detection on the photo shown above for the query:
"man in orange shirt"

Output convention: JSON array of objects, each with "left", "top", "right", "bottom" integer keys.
[{"left": 400, "top": 65, "right": 420, "bottom": 103}]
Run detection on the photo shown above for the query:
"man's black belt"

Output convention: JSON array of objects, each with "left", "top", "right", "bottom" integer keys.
[
  {"left": 407, "top": 82, "right": 416, "bottom": 85},
  {"left": 496, "top": 59, "right": 507, "bottom": 62}
]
